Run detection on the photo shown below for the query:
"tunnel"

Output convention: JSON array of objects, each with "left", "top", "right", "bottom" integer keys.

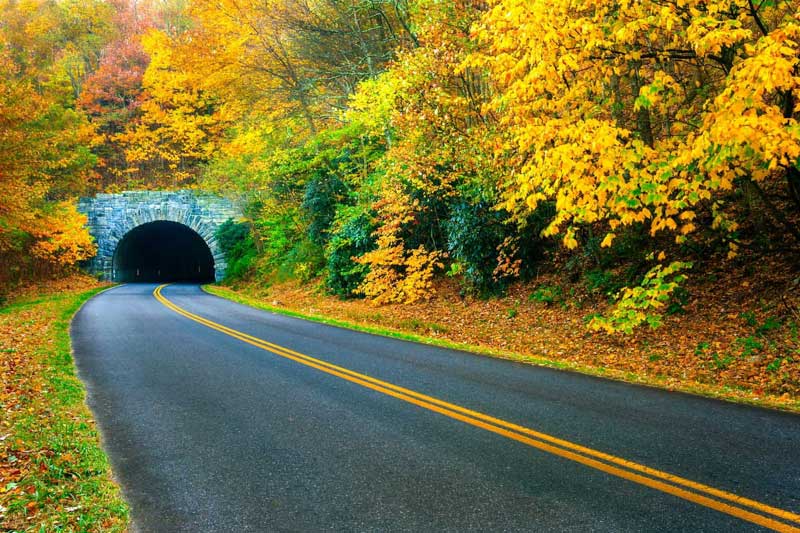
[{"left": 112, "top": 221, "right": 215, "bottom": 283}]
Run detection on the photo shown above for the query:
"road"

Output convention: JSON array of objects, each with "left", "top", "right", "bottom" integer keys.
[{"left": 70, "top": 283, "right": 800, "bottom": 532}]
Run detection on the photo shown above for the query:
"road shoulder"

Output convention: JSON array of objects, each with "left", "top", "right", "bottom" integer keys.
[{"left": 203, "top": 283, "right": 800, "bottom": 414}]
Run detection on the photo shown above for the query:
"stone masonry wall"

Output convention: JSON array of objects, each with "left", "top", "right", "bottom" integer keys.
[{"left": 78, "top": 190, "right": 242, "bottom": 282}]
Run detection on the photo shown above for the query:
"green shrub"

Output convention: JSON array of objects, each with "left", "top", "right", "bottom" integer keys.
[
  {"left": 709, "top": 352, "right": 735, "bottom": 370},
  {"left": 215, "top": 219, "right": 257, "bottom": 282},
  {"left": 275, "top": 238, "right": 325, "bottom": 283},
  {"left": 255, "top": 208, "right": 302, "bottom": 270},
  {"left": 588, "top": 261, "right": 692, "bottom": 334},
  {"left": 325, "top": 206, "right": 376, "bottom": 297},
  {"left": 584, "top": 269, "right": 624, "bottom": 297},
  {"left": 302, "top": 172, "right": 348, "bottom": 245},
  {"left": 666, "top": 286, "right": 690, "bottom": 315},
  {"left": 445, "top": 201, "right": 509, "bottom": 295},
  {"left": 529, "top": 284, "right": 563, "bottom": 305},
  {"left": 445, "top": 200, "right": 553, "bottom": 296}
]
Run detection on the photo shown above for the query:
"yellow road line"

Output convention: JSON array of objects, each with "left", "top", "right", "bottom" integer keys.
[{"left": 153, "top": 284, "right": 800, "bottom": 532}]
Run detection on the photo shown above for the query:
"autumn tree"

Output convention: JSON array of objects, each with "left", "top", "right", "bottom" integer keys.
[
  {"left": 0, "top": 4, "right": 101, "bottom": 288},
  {"left": 113, "top": 27, "right": 224, "bottom": 188},
  {"left": 470, "top": 0, "right": 800, "bottom": 331},
  {"left": 101, "top": 0, "right": 800, "bottom": 333},
  {"left": 78, "top": 0, "right": 154, "bottom": 190},
  {"left": 354, "top": 0, "right": 505, "bottom": 301}
]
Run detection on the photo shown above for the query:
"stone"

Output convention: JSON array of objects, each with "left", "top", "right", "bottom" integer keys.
[{"left": 78, "top": 190, "right": 243, "bottom": 282}]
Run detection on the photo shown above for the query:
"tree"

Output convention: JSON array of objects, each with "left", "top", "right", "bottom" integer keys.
[
  {"left": 115, "top": 27, "right": 224, "bottom": 187},
  {"left": 0, "top": 0, "right": 110, "bottom": 287},
  {"left": 470, "top": 0, "right": 800, "bottom": 331}
]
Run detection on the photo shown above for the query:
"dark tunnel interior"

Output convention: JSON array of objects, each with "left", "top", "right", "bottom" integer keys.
[{"left": 113, "top": 221, "right": 215, "bottom": 283}]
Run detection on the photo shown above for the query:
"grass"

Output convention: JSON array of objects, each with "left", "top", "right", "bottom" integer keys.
[
  {"left": 1, "top": 285, "right": 129, "bottom": 532},
  {"left": 203, "top": 284, "right": 800, "bottom": 414}
]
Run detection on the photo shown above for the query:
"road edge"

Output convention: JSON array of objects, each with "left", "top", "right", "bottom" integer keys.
[{"left": 202, "top": 284, "right": 800, "bottom": 415}]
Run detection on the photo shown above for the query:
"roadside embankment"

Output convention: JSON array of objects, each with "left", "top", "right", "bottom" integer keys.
[
  {"left": 0, "top": 275, "right": 128, "bottom": 532},
  {"left": 206, "top": 272, "right": 800, "bottom": 414}
]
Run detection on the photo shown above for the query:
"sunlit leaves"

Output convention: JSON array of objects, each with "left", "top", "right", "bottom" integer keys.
[
  {"left": 472, "top": 0, "right": 800, "bottom": 331},
  {"left": 0, "top": 2, "right": 102, "bottom": 283}
]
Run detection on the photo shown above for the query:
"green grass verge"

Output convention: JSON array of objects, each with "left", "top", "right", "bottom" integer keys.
[
  {"left": 203, "top": 284, "right": 800, "bottom": 414},
  {"left": 1, "top": 286, "right": 129, "bottom": 532}
]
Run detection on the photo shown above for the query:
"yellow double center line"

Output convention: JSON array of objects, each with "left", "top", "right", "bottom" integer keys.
[{"left": 154, "top": 284, "right": 800, "bottom": 532}]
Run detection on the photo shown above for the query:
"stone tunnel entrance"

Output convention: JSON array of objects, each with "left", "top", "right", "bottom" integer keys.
[
  {"left": 79, "top": 190, "right": 240, "bottom": 281},
  {"left": 112, "top": 221, "right": 215, "bottom": 283}
]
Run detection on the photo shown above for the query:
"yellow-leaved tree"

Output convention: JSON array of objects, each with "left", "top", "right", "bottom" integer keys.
[
  {"left": 116, "top": 29, "right": 225, "bottom": 187},
  {"left": 0, "top": 14, "right": 99, "bottom": 287},
  {"left": 354, "top": 0, "right": 493, "bottom": 303},
  {"left": 470, "top": 0, "right": 800, "bottom": 332}
]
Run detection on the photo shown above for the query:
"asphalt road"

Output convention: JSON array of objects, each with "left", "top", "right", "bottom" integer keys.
[{"left": 71, "top": 283, "right": 800, "bottom": 532}]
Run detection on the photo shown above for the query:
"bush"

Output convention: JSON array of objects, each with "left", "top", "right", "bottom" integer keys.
[
  {"left": 584, "top": 269, "right": 624, "bottom": 298},
  {"left": 325, "top": 206, "right": 376, "bottom": 297},
  {"left": 215, "top": 219, "right": 257, "bottom": 282},
  {"left": 445, "top": 200, "right": 509, "bottom": 295},
  {"left": 255, "top": 207, "right": 302, "bottom": 269},
  {"left": 529, "top": 284, "right": 563, "bottom": 305},
  {"left": 302, "top": 172, "right": 348, "bottom": 245},
  {"left": 446, "top": 199, "right": 553, "bottom": 295},
  {"left": 275, "top": 238, "right": 325, "bottom": 283},
  {"left": 588, "top": 261, "right": 692, "bottom": 334}
]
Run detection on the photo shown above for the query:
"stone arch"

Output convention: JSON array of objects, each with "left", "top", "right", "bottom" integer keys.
[
  {"left": 79, "top": 191, "right": 241, "bottom": 282},
  {"left": 109, "top": 211, "right": 224, "bottom": 275},
  {"left": 109, "top": 217, "right": 223, "bottom": 282}
]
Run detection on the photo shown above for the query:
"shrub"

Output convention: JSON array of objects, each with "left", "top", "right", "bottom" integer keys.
[
  {"left": 275, "top": 238, "right": 325, "bottom": 283},
  {"left": 215, "top": 219, "right": 257, "bottom": 282},
  {"left": 325, "top": 206, "right": 377, "bottom": 297},
  {"left": 302, "top": 172, "right": 348, "bottom": 245},
  {"left": 588, "top": 261, "right": 692, "bottom": 334},
  {"left": 529, "top": 284, "right": 563, "bottom": 305},
  {"left": 445, "top": 201, "right": 509, "bottom": 295},
  {"left": 446, "top": 200, "right": 553, "bottom": 295},
  {"left": 584, "top": 269, "right": 624, "bottom": 298}
]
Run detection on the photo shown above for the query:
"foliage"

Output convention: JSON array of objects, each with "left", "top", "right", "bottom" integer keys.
[
  {"left": 473, "top": 0, "right": 800, "bottom": 245},
  {"left": 302, "top": 173, "right": 348, "bottom": 246},
  {"left": 215, "top": 219, "right": 257, "bottom": 282},
  {"left": 115, "top": 28, "right": 224, "bottom": 187},
  {"left": 276, "top": 238, "right": 326, "bottom": 284},
  {"left": 584, "top": 270, "right": 625, "bottom": 299},
  {"left": 326, "top": 206, "right": 377, "bottom": 297},
  {"left": 6, "top": 0, "right": 799, "bottom": 335},
  {"left": 470, "top": 0, "right": 800, "bottom": 328},
  {"left": 254, "top": 205, "right": 304, "bottom": 272},
  {"left": 445, "top": 201, "right": 514, "bottom": 295},
  {"left": 589, "top": 262, "right": 693, "bottom": 334},
  {"left": 0, "top": 4, "right": 102, "bottom": 288},
  {"left": 77, "top": 4, "right": 151, "bottom": 191},
  {"left": 351, "top": 0, "right": 492, "bottom": 302},
  {"left": 356, "top": 184, "right": 444, "bottom": 304},
  {"left": 529, "top": 285, "right": 563, "bottom": 306}
]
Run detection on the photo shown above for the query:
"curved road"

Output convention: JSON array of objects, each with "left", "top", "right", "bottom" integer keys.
[{"left": 71, "top": 284, "right": 800, "bottom": 532}]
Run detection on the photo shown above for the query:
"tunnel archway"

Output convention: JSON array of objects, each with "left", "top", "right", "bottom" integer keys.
[{"left": 112, "top": 221, "right": 215, "bottom": 283}]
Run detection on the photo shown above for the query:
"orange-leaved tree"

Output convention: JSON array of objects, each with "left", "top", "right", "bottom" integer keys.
[{"left": 0, "top": 2, "right": 101, "bottom": 287}]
